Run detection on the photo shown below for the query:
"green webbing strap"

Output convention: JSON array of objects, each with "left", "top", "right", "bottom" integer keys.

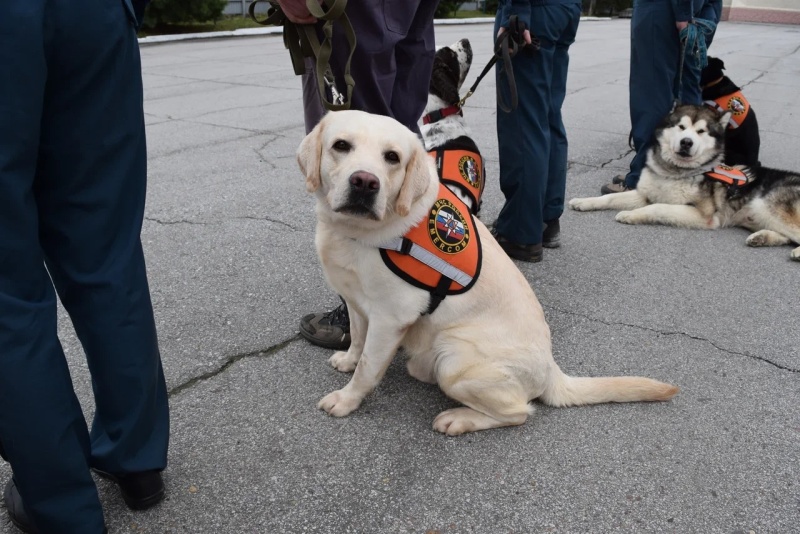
[
  {"left": 307, "top": 0, "right": 355, "bottom": 111},
  {"left": 248, "top": 0, "right": 355, "bottom": 110}
]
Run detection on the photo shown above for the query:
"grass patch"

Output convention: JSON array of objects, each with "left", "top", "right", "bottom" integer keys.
[
  {"left": 137, "top": 11, "right": 495, "bottom": 38},
  {"left": 138, "top": 15, "right": 265, "bottom": 37},
  {"left": 449, "top": 10, "right": 495, "bottom": 19}
]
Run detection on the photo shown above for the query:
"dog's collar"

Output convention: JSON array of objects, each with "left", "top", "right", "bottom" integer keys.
[{"left": 422, "top": 105, "right": 462, "bottom": 125}]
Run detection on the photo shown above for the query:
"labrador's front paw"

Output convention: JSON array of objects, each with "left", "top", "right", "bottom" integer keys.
[
  {"left": 317, "top": 389, "right": 362, "bottom": 417},
  {"left": 329, "top": 351, "right": 358, "bottom": 373}
]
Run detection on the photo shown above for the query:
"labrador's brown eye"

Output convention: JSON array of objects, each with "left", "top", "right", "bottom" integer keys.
[
  {"left": 384, "top": 151, "right": 400, "bottom": 164},
  {"left": 333, "top": 140, "right": 351, "bottom": 152},
  {"left": 696, "top": 129, "right": 705, "bottom": 134}
]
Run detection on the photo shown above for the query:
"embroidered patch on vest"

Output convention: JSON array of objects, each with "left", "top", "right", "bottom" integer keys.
[
  {"left": 429, "top": 198, "right": 470, "bottom": 254},
  {"left": 457, "top": 154, "right": 481, "bottom": 189},
  {"left": 726, "top": 95, "right": 747, "bottom": 116}
]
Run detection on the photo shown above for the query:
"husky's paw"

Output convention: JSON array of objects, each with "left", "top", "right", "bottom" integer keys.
[
  {"left": 791, "top": 246, "right": 800, "bottom": 262},
  {"left": 615, "top": 210, "right": 641, "bottom": 225},
  {"left": 746, "top": 230, "right": 772, "bottom": 247},
  {"left": 569, "top": 197, "right": 596, "bottom": 211},
  {"left": 318, "top": 389, "right": 362, "bottom": 417},
  {"left": 329, "top": 351, "right": 358, "bottom": 373}
]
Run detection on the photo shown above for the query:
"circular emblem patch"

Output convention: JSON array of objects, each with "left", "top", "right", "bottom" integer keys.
[
  {"left": 727, "top": 95, "right": 746, "bottom": 115},
  {"left": 428, "top": 199, "right": 469, "bottom": 254},
  {"left": 457, "top": 155, "right": 481, "bottom": 188}
]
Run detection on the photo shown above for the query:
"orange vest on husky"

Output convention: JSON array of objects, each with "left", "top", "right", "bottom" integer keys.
[
  {"left": 380, "top": 184, "right": 482, "bottom": 314},
  {"left": 429, "top": 148, "right": 485, "bottom": 213},
  {"left": 704, "top": 90, "right": 751, "bottom": 130},
  {"left": 703, "top": 164, "right": 749, "bottom": 187}
]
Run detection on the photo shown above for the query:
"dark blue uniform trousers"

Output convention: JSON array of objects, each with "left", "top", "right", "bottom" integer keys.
[
  {"left": 302, "top": 0, "right": 437, "bottom": 134},
  {"left": 625, "top": 0, "right": 682, "bottom": 188},
  {"left": 494, "top": 3, "right": 581, "bottom": 246},
  {"left": 0, "top": 1, "right": 169, "bottom": 531}
]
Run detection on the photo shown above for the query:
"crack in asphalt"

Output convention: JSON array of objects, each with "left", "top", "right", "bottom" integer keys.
[
  {"left": 545, "top": 305, "right": 799, "bottom": 373},
  {"left": 145, "top": 217, "right": 208, "bottom": 226},
  {"left": 168, "top": 336, "right": 299, "bottom": 397},
  {"left": 599, "top": 147, "right": 634, "bottom": 168},
  {"left": 233, "top": 215, "right": 299, "bottom": 231},
  {"left": 145, "top": 215, "right": 298, "bottom": 230}
]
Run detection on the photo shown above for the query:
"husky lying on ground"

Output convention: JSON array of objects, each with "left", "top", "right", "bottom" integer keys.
[
  {"left": 570, "top": 105, "right": 800, "bottom": 261},
  {"left": 420, "top": 38, "right": 485, "bottom": 215}
]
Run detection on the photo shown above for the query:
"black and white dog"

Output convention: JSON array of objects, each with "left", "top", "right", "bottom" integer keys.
[
  {"left": 701, "top": 56, "right": 761, "bottom": 167},
  {"left": 570, "top": 105, "right": 800, "bottom": 261},
  {"left": 420, "top": 39, "right": 485, "bottom": 215}
]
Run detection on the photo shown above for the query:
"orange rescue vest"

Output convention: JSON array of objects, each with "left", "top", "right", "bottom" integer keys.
[
  {"left": 429, "top": 148, "right": 485, "bottom": 214},
  {"left": 703, "top": 164, "right": 749, "bottom": 187},
  {"left": 704, "top": 90, "right": 750, "bottom": 130},
  {"left": 380, "top": 183, "right": 482, "bottom": 314}
]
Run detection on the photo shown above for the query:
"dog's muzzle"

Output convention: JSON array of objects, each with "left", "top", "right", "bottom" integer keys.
[
  {"left": 336, "top": 171, "right": 381, "bottom": 219},
  {"left": 678, "top": 137, "right": 694, "bottom": 157}
]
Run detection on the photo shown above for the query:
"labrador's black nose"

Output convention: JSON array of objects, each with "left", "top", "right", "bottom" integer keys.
[
  {"left": 680, "top": 138, "right": 694, "bottom": 150},
  {"left": 349, "top": 172, "right": 380, "bottom": 193}
]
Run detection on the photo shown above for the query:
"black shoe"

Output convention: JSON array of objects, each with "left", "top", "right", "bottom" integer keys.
[
  {"left": 299, "top": 302, "right": 351, "bottom": 350},
  {"left": 600, "top": 181, "right": 632, "bottom": 195},
  {"left": 4, "top": 479, "right": 109, "bottom": 534},
  {"left": 491, "top": 231, "right": 543, "bottom": 263},
  {"left": 92, "top": 469, "right": 164, "bottom": 511},
  {"left": 4, "top": 479, "right": 35, "bottom": 534},
  {"left": 542, "top": 219, "right": 560, "bottom": 249},
  {"left": 611, "top": 174, "right": 626, "bottom": 185}
]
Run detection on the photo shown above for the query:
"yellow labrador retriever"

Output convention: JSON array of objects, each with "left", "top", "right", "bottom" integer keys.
[{"left": 298, "top": 110, "right": 678, "bottom": 436}]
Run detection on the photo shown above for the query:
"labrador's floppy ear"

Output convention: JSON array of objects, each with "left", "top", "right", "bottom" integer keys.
[
  {"left": 395, "top": 143, "right": 435, "bottom": 217},
  {"left": 297, "top": 121, "right": 325, "bottom": 193}
]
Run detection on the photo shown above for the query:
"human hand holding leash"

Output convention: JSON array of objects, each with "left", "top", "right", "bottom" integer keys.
[{"left": 276, "top": 0, "right": 319, "bottom": 24}]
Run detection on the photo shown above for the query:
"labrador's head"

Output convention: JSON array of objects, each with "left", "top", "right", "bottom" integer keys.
[{"left": 297, "top": 111, "right": 436, "bottom": 228}]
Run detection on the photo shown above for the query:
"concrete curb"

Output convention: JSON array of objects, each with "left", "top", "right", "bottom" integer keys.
[{"left": 137, "top": 16, "right": 614, "bottom": 45}]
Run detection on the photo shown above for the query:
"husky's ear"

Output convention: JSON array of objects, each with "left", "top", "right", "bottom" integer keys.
[
  {"left": 297, "top": 120, "right": 325, "bottom": 193},
  {"left": 718, "top": 111, "right": 732, "bottom": 129},
  {"left": 395, "top": 143, "right": 434, "bottom": 217}
]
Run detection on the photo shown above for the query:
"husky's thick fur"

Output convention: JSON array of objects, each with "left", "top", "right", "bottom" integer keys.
[
  {"left": 421, "top": 38, "right": 483, "bottom": 212},
  {"left": 298, "top": 110, "right": 679, "bottom": 436},
  {"left": 570, "top": 105, "right": 800, "bottom": 261}
]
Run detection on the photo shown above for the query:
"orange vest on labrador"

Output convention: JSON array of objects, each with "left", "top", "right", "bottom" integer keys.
[
  {"left": 704, "top": 90, "right": 751, "bottom": 130},
  {"left": 429, "top": 148, "right": 485, "bottom": 213},
  {"left": 380, "top": 184, "right": 482, "bottom": 314}
]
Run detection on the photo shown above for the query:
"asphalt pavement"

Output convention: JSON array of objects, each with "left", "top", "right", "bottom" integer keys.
[{"left": 2, "top": 18, "right": 798, "bottom": 534}]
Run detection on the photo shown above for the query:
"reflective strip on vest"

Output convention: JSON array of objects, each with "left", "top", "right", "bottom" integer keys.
[
  {"left": 378, "top": 183, "right": 481, "bottom": 297},
  {"left": 704, "top": 90, "right": 750, "bottom": 130},
  {"left": 380, "top": 237, "right": 474, "bottom": 288},
  {"left": 429, "top": 149, "right": 484, "bottom": 213},
  {"left": 704, "top": 165, "right": 749, "bottom": 186}
]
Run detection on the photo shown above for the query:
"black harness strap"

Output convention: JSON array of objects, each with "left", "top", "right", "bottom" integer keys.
[{"left": 424, "top": 275, "right": 452, "bottom": 316}]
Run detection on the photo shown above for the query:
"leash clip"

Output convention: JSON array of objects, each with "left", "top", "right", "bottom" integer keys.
[{"left": 457, "top": 90, "right": 473, "bottom": 108}]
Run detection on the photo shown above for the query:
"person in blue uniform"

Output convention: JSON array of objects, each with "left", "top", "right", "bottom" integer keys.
[
  {"left": 490, "top": 0, "right": 582, "bottom": 262},
  {"left": 284, "top": 0, "right": 439, "bottom": 350},
  {"left": 601, "top": 0, "right": 722, "bottom": 195},
  {"left": 0, "top": 1, "right": 169, "bottom": 532}
]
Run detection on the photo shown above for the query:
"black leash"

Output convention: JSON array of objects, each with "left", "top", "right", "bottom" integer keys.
[{"left": 458, "top": 16, "right": 540, "bottom": 112}]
